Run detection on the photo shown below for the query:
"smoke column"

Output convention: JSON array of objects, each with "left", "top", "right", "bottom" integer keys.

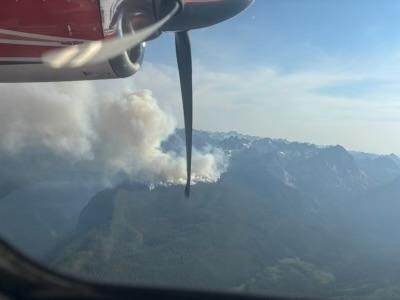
[{"left": 0, "top": 82, "right": 226, "bottom": 188}]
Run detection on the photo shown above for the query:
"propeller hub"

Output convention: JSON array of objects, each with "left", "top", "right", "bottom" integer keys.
[{"left": 160, "top": 0, "right": 254, "bottom": 32}]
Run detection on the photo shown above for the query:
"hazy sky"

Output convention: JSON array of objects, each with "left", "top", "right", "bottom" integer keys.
[{"left": 128, "top": 0, "right": 400, "bottom": 154}]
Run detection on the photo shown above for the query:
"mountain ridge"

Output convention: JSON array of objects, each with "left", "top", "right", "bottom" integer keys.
[
  {"left": 2, "top": 129, "right": 400, "bottom": 298},
  {"left": 44, "top": 129, "right": 400, "bottom": 299}
]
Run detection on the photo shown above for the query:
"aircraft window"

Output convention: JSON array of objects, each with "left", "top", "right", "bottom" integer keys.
[{"left": 2, "top": 1, "right": 400, "bottom": 299}]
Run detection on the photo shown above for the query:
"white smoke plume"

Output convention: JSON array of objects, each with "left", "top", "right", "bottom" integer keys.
[{"left": 0, "top": 82, "right": 226, "bottom": 188}]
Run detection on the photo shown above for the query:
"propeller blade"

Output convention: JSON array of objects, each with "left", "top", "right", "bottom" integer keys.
[
  {"left": 43, "top": 2, "right": 180, "bottom": 68},
  {"left": 175, "top": 30, "right": 193, "bottom": 197}
]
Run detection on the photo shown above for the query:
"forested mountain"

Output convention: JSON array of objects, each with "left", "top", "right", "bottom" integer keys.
[{"left": 37, "top": 130, "right": 400, "bottom": 299}]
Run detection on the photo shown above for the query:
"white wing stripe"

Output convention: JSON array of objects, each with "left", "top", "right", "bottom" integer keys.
[
  {"left": 0, "top": 28, "right": 88, "bottom": 43},
  {"left": 0, "top": 57, "right": 42, "bottom": 62},
  {"left": 0, "top": 38, "right": 65, "bottom": 47}
]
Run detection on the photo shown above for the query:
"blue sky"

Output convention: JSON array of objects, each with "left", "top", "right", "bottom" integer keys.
[
  {"left": 146, "top": 0, "right": 400, "bottom": 69},
  {"left": 131, "top": 0, "right": 400, "bottom": 154}
]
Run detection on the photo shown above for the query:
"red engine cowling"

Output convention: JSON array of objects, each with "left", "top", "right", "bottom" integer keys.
[{"left": 0, "top": 0, "right": 151, "bottom": 82}]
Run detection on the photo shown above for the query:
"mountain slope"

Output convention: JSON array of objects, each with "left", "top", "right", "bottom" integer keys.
[
  {"left": 51, "top": 159, "right": 367, "bottom": 299},
  {"left": 0, "top": 184, "right": 94, "bottom": 260},
  {"left": 53, "top": 172, "right": 339, "bottom": 289},
  {"left": 3, "top": 129, "right": 400, "bottom": 299}
]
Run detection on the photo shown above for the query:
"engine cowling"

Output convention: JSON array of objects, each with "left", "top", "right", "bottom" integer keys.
[{"left": 108, "top": 12, "right": 146, "bottom": 78}]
